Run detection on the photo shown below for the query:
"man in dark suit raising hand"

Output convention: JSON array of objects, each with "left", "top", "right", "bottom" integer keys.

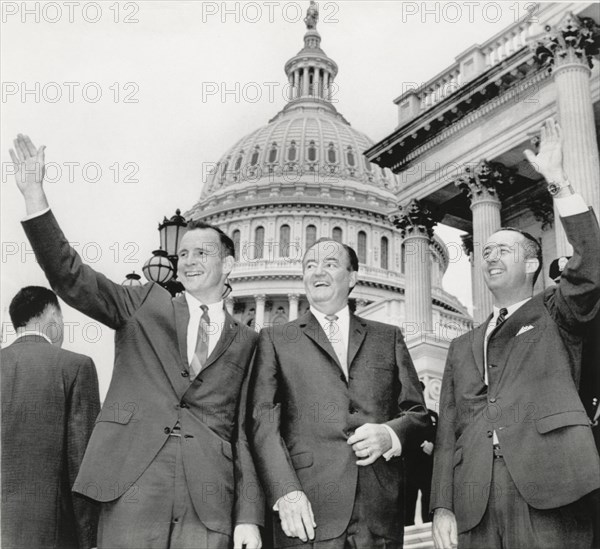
[{"left": 431, "top": 118, "right": 600, "bottom": 549}]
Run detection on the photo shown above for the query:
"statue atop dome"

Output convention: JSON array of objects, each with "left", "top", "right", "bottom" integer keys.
[{"left": 304, "top": 1, "right": 318, "bottom": 30}]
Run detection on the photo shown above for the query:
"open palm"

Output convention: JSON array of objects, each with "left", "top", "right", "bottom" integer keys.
[{"left": 9, "top": 134, "right": 46, "bottom": 195}]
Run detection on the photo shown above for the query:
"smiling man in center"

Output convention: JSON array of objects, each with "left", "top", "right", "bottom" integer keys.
[{"left": 248, "top": 237, "right": 429, "bottom": 548}]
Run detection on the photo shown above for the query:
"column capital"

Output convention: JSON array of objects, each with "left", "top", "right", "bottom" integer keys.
[
  {"left": 389, "top": 199, "right": 438, "bottom": 239},
  {"left": 532, "top": 12, "right": 600, "bottom": 73},
  {"left": 254, "top": 294, "right": 266, "bottom": 303},
  {"left": 455, "top": 160, "right": 514, "bottom": 205},
  {"left": 287, "top": 293, "right": 300, "bottom": 301}
]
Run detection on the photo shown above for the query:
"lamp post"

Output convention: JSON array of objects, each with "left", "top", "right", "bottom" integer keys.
[{"left": 138, "top": 209, "right": 188, "bottom": 296}]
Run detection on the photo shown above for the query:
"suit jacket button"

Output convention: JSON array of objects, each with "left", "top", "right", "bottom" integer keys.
[
  {"left": 164, "top": 427, "right": 171, "bottom": 434},
  {"left": 487, "top": 430, "right": 493, "bottom": 438},
  {"left": 181, "top": 371, "right": 189, "bottom": 378},
  {"left": 180, "top": 402, "right": 189, "bottom": 409},
  {"left": 489, "top": 397, "right": 497, "bottom": 403},
  {"left": 349, "top": 407, "right": 357, "bottom": 414}
]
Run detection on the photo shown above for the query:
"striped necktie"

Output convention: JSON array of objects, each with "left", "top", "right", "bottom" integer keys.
[
  {"left": 190, "top": 305, "right": 210, "bottom": 378},
  {"left": 325, "top": 314, "right": 347, "bottom": 376}
]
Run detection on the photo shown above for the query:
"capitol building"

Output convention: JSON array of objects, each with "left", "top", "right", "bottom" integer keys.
[{"left": 185, "top": 12, "right": 472, "bottom": 388}]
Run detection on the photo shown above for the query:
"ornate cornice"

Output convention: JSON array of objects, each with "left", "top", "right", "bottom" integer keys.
[
  {"left": 533, "top": 12, "right": 600, "bottom": 72},
  {"left": 389, "top": 199, "right": 438, "bottom": 239}
]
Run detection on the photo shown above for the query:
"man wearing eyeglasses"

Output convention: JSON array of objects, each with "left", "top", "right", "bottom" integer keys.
[{"left": 431, "top": 118, "right": 600, "bottom": 549}]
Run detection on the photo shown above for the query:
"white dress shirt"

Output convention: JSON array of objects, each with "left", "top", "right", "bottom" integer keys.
[
  {"left": 185, "top": 293, "right": 225, "bottom": 366},
  {"left": 311, "top": 306, "right": 402, "bottom": 461},
  {"left": 14, "top": 330, "right": 53, "bottom": 344}
]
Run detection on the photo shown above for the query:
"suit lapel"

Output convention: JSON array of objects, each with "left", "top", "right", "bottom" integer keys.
[
  {"left": 201, "top": 311, "right": 239, "bottom": 373},
  {"left": 173, "top": 294, "right": 190, "bottom": 368},
  {"left": 300, "top": 312, "right": 345, "bottom": 374},
  {"left": 472, "top": 315, "right": 492, "bottom": 380},
  {"left": 347, "top": 314, "right": 367, "bottom": 369}
]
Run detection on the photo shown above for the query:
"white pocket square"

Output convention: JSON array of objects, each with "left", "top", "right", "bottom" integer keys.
[{"left": 516, "top": 325, "right": 535, "bottom": 336}]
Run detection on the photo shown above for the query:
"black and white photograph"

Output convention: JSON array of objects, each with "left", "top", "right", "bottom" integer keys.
[{"left": 1, "top": 1, "right": 599, "bottom": 548}]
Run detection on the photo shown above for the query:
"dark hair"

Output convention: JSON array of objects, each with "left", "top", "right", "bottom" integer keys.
[
  {"left": 302, "top": 237, "right": 359, "bottom": 272},
  {"left": 499, "top": 227, "right": 543, "bottom": 285},
  {"left": 186, "top": 220, "right": 235, "bottom": 259},
  {"left": 9, "top": 286, "right": 61, "bottom": 329}
]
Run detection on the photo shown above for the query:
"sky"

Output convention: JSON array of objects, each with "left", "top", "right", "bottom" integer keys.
[{"left": 1, "top": 1, "right": 535, "bottom": 397}]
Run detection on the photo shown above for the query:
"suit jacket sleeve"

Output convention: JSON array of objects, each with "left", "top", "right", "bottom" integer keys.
[
  {"left": 384, "top": 327, "right": 430, "bottom": 454},
  {"left": 22, "top": 210, "right": 154, "bottom": 330},
  {"left": 248, "top": 329, "right": 302, "bottom": 507},
  {"left": 234, "top": 345, "right": 266, "bottom": 526},
  {"left": 429, "top": 340, "right": 456, "bottom": 513},
  {"left": 68, "top": 357, "right": 101, "bottom": 549},
  {"left": 548, "top": 210, "right": 600, "bottom": 331}
]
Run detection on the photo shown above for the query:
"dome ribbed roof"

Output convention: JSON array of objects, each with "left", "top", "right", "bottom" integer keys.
[{"left": 201, "top": 104, "right": 400, "bottom": 199}]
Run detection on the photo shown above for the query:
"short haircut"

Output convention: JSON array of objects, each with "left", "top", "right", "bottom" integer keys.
[
  {"left": 302, "top": 238, "right": 359, "bottom": 272},
  {"left": 499, "top": 227, "right": 543, "bottom": 285},
  {"left": 9, "top": 286, "right": 61, "bottom": 329},
  {"left": 186, "top": 220, "right": 235, "bottom": 259}
]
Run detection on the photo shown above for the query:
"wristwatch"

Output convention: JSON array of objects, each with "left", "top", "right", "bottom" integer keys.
[{"left": 547, "top": 180, "right": 574, "bottom": 197}]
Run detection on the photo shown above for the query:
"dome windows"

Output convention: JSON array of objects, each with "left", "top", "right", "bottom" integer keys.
[
  {"left": 306, "top": 225, "right": 317, "bottom": 249},
  {"left": 287, "top": 141, "right": 297, "bottom": 162},
  {"left": 254, "top": 226, "right": 265, "bottom": 260},
  {"left": 250, "top": 146, "right": 260, "bottom": 166},
  {"left": 346, "top": 146, "right": 355, "bottom": 167},
  {"left": 307, "top": 141, "right": 317, "bottom": 163},
  {"left": 279, "top": 224, "right": 291, "bottom": 258},
  {"left": 332, "top": 227, "right": 343, "bottom": 243},
  {"left": 380, "top": 236, "right": 389, "bottom": 270},
  {"left": 357, "top": 231, "right": 367, "bottom": 264},
  {"left": 327, "top": 142, "right": 337, "bottom": 164},
  {"left": 268, "top": 142, "right": 278, "bottom": 164},
  {"left": 234, "top": 151, "right": 244, "bottom": 172}
]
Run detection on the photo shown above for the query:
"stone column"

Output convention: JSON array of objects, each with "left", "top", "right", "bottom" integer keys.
[
  {"left": 302, "top": 67, "right": 309, "bottom": 97},
  {"left": 390, "top": 199, "right": 437, "bottom": 335},
  {"left": 313, "top": 69, "right": 320, "bottom": 98},
  {"left": 293, "top": 70, "right": 299, "bottom": 99},
  {"left": 324, "top": 72, "right": 330, "bottom": 100},
  {"left": 288, "top": 294, "right": 299, "bottom": 321},
  {"left": 225, "top": 296, "right": 234, "bottom": 315},
  {"left": 254, "top": 294, "right": 266, "bottom": 332},
  {"left": 533, "top": 13, "right": 600, "bottom": 254},
  {"left": 288, "top": 73, "right": 294, "bottom": 101},
  {"left": 456, "top": 160, "right": 512, "bottom": 324}
]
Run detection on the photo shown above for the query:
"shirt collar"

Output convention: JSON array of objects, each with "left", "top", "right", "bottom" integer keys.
[
  {"left": 184, "top": 292, "right": 224, "bottom": 318},
  {"left": 493, "top": 297, "right": 531, "bottom": 320},
  {"left": 15, "top": 330, "right": 53, "bottom": 344},
  {"left": 310, "top": 305, "right": 350, "bottom": 325}
]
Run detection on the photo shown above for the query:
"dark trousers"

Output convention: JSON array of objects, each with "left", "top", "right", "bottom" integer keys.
[
  {"left": 458, "top": 457, "right": 593, "bottom": 549},
  {"left": 282, "top": 466, "right": 402, "bottom": 549},
  {"left": 98, "top": 435, "right": 231, "bottom": 549}
]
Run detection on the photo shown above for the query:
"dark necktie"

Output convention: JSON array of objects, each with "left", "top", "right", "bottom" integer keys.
[
  {"left": 190, "top": 305, "right": 210, "bottom": 377},
  {"left": 496, "top": 307, "right": 508, "bottom": 329}
]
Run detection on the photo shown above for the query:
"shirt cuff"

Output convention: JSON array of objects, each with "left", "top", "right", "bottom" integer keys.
[
  {"left": 555, "top": 193, "right": 588, "bottom": 217},
  {"left": 382, "top": 424, "right": 402, "bottom": 460},
  {"left": 22, "top": 207, "right": 50, "bottom": 221}
]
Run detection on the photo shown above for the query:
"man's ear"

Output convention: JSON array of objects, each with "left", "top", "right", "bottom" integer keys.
[
  {"left": 525, "top": 257, "right": 539, "bottom": 276},
  {"left": 222, "top": 254, "right": 235, "bottom": 276},
  {"left": 349, "top": 270, "right": 358, "bottom": 290}
]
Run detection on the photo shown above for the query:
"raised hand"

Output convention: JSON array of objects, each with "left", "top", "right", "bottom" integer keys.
[
  {"left": 523, "top": 118, "right": 567, "bottom": 185},
  {"left": 9, "top": 134, "right": 49, "bottom": 214}
]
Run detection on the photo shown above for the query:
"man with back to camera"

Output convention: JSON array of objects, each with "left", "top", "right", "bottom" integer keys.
[
  {"left": 431, "top": 118, "right": 600, "bottom": 549},
  {"left": 249, "top": 236, "right": 429, "bottom": 548},
  {"left": 1, "top": 286, "right": 100, "bottom": 549},
  {"left": 10, "top": 134, "right": 263, "bottom": 549}
]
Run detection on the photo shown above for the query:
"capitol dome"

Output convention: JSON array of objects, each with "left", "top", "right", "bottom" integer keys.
[{"left": 186, "top": 15, "right": 470, "bottom": 335}]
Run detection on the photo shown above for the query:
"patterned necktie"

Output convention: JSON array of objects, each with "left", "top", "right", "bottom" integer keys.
[
  {"left": 496, "top": 307, "right": 508, "bottom": 329},
  {"left": 190, "top": 305, "right": 210, "bottom": 378},
  {"left": 325, "top": 314, "right": 347, "bottom": 376}
]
